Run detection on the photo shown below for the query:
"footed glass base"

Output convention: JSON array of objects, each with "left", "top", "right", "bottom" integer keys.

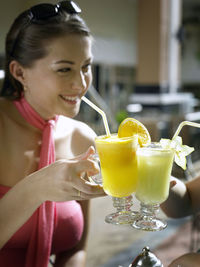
[
  {"left": 105, "top": 195, "right": 137, "bottom": 225},
  {"left": 132, "top": 215, "right": 167, "bottom": 231},
  {"left": 131, "top": 203, "right": 167, "bottom": 231},
  {"left": 105, "top": 210, "right": 137, "bottom": 225}
]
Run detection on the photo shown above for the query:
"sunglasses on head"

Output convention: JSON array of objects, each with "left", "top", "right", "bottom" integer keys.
[
  {"left": 10, "top": 1, "right": 81, "bottom": 57},
  {"left": 28, "top": 0, "right": 81, "bottom": 22}
]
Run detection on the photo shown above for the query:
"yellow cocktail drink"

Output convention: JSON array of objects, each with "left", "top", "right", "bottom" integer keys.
[
  {"left": 95, "top": 134, "right": 138, "bottom": 198},
  {"left": 136, "top": 144, "right": 174, "bottom": 205}
]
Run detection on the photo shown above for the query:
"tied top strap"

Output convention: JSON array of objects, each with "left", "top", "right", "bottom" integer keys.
[
  {"left": 14, "top": 97, "right": 58, "bottom": 168},
  {"left": 14, "top": 97, "right": 59, "bottom": 267}
]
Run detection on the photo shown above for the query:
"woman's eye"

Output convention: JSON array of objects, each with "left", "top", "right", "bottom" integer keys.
[{"left": 58, "top": 68, "right": 70, "bottom": 73}]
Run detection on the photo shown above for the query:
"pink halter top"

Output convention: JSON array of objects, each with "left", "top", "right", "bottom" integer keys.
[{"left": 0, "top": 97, "right": 84, "bottom": 267}]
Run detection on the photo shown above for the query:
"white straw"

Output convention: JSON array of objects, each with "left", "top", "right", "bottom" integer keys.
[
  {"left": 172, "top": 120, "right": 200, "bottom": 139},
  {"left": 82, "top": 96, "right": 111, "bottom": 136}
]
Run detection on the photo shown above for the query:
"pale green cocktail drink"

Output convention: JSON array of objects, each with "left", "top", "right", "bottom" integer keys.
[{"left": 136, "top": 144, "right": 174, "bottom": 205}]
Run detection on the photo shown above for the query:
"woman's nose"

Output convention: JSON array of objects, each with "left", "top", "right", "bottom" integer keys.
[{"left": 71, "top": 71, "right": 87, "bottom": 91}]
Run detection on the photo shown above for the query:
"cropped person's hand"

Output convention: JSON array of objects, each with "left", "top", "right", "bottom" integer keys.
[
  {"left": 169, "top": 179, "right": 177, "bottom": 189},
  {"left": 27, "top": 146, "right": 105, "bottom": 203},
  {"left": 168, "top": 252, "right": 200, "bottom": 267}
]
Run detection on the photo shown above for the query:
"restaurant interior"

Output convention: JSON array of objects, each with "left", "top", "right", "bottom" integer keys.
[{"left": 1, "top": 0, "right": 200, "bottom": 266}]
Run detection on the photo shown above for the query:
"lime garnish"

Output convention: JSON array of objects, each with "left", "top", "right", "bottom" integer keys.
[{"left": 160, "top": 136, "right": 194, "bottom": 170}]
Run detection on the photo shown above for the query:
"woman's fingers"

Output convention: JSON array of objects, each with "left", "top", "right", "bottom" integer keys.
[
  {"left": 66, "top": 178, "right": 105, "bottom": 200},
  {"left": 56, "top": 147, "right": 105, "bottom": 200},
  {"left": 75, "top": 158, "right": 100, "bottom": 177},
  {"left": 74, "top": 186, "right": 106, "bottom": 200},
  {"left": 70, "top": 169, "right": 104, "bottom": 196},
  {"left": 73, "top": 146, "right": 95, "bottom": 161},
  {"left": 70, "top": 161, "right": 105, "bottom": 199},
  {"left": 58, "top": 155, "right": 105, "bottom": 200}
]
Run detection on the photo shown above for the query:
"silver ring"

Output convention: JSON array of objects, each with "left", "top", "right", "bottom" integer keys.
[{"left": 78, "top": 190, "right": 81, "bottom": 197}]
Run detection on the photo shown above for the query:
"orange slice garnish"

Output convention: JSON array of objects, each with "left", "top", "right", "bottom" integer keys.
[{"left": 118, "top": 118, "right": 151, "bottom": 147}]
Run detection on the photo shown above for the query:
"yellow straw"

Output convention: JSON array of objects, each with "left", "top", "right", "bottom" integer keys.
[
  {"left": 82, "top": 96, "right": 111, "bottom": 136},
  {"left": 172, "top": 120, "right": 200, "bottom": 139}
]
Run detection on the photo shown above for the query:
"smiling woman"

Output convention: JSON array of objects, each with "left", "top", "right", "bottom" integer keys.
[
  {"left": 9, "top": 34, "right": 93, "bottom": 119},
  {"left": 0, "top": 1, "right": 105, "bottom": 267}
]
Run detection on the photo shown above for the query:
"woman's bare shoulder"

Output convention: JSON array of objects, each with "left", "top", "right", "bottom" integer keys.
[
  {"left": 56, "top": 116, "right": 96, "bottom": 153},
  {"left": 73, "top": 119, "right": 96, "bottom": 139},
  {"left": 57, "top": 116, "right": 96, "bottom": 136}
]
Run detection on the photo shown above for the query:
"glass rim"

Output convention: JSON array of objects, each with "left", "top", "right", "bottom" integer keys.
[
  {"left": 137, "top": 143, "right": 174, "bottom": 153},
  {"left": 95, "top": 133, "right": 138, "bottom": 142}
]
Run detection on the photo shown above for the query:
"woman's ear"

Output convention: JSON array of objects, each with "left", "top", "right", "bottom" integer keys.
[{"left": 9, "top": 60, "right": 26, "bottom": 86}]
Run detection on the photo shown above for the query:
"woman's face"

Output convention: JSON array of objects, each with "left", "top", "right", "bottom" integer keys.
[{"left": 23, "top": 34, "right": 93, "bottom": 119}]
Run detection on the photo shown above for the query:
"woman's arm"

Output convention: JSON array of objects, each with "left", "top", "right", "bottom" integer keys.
[
  {"left": 162, "top": 175, "right": 200, "bottom": 218},
  {"left": 186, "top": 174, "right": 200, "bottom": 214},
  {"left": 0, "top": 149, "right": 104, "bottom": 249},
  {"left": 54, "top": 200, "right": 90, "bottom": 267},
  {"left": 161, "top": 176, "right": 192, "bottom": 218}
]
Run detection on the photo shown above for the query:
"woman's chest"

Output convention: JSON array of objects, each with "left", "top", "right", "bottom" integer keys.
[
  {"left": 0, "top": 123, "right": 73, "bottom": 186},
  {"left": 0, "top": 124, "right": 40, "bottom": 186}
]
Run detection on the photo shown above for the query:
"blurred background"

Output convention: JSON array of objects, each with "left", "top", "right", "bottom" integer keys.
[{"left": 1, "top": 0, "right": 200, "bottom": 266}]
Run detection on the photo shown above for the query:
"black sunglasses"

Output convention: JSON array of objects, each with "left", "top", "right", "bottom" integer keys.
[
  {"left": 10, "top": 1, "right": 81, "bottom": 56},
  {"left": 28, "top": 0, "right": 81, "bottom": 22}
]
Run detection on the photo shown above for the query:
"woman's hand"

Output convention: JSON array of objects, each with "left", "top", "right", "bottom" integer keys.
[
  {"left": 169, "top": 179, "right": 177, "bottom": 189},
  {"left": 27, "top": 146, "right": 105, "bottom": 203},
  {"left": 161, "top": 176, "right": 191, "bottom": 218}
]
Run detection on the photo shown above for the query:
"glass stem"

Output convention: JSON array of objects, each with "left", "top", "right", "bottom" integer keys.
[
  {"left": 112, "top": 195, "right": 133, "bottom": 212},
  {"left": 140, "top": 202, "right": 160, "bottom": 218}
]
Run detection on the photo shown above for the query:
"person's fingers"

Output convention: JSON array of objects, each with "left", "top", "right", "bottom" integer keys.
[
  {"left": 71, "top": 183, "right": 106, "bottom": 200},
  {"left": 83, "top": 146, "right": 96, "bottom": 159},
  {"left": 75, "top": 177, "right": 104, "bottom": 195},
  {"left": 73, "top": 146, "right": 95, "bottom": 161},
  {"left": 66, "top": 168, "right": 105, "bottom": 199},
  {"left": 75, "top": 158, "right": 100, "bottom": 177},
  {"left": 74, "top": 188, "right": 106, "bottom": 200},
  {"left": 170, "top": 180, "right": 177, "bottom": 188}
]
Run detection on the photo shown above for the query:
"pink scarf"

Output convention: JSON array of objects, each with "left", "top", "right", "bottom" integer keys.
[{"left": 14, "top": 97, "right": 58, "bottom": 267}]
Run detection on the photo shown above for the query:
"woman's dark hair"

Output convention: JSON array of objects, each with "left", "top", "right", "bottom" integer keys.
[{"left": 1, "top": 2, "right": 91, "bottom": 99}]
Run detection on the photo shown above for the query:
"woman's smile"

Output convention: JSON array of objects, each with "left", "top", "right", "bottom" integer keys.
[{"left": 59, "top": 94, "right": 80, "bottom": 105}]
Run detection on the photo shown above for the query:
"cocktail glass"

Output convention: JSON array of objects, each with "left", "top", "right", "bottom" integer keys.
[
  {"left": 95, "top": 133, "right": 138, "bottom": 225},
  {"left": 132, "top": 143, "right": 174, "bottom": 231}
]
